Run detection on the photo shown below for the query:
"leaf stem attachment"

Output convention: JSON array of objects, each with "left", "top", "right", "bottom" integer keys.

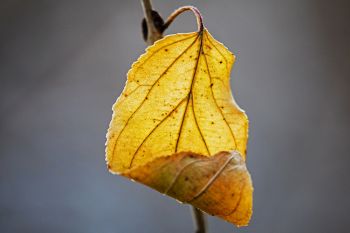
[
  {"left": 141, "top": 3, "right": 204, "bottom": 44},
  {"left": 163, "top": 6, "right": 204, "bottom": 32}
]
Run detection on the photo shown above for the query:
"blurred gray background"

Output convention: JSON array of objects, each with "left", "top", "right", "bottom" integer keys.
[{"left": 1, "top": 0, "right": 349, "bottom": 233}]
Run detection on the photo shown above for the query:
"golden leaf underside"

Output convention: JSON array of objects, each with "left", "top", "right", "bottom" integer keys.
[
  {"left": 123, "top": 151, "right": 253, "bottom": 226},
  {"left": 106, "top": 29, "right": 248, "bottom": 173}
]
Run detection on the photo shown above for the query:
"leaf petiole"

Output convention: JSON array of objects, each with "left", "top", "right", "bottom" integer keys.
[
  {"left": 191, "top": 206, "right": 207, "bottom": 233},
  {"left": 163, "top": 6, "right": 204, "bottom": 32}
]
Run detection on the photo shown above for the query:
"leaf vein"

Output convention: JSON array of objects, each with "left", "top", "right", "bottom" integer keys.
[
  {"left": 164, "top": 157, "right": 205, "bottom": 195},
  {"left": 175, "top": 31, "right": 209, "bottom": 154},
  {"left": 135, "top": 34, "right": 197, "bottom": 72},
  {"left": 111, "top": 35, "right": 200, "bottom": 161},
  {"left": 202, "top": 46, "right": 237, "bottom": 149},
  {"left": 204, "top": 32, "right": 229, "bottom": 67},
  {"left": 128, "top": 97, "right": 188, "bottom": 168},
  {"left": 188, "top": 154, "right": 236, "bottom": 202},
  {"left": 222, "top": 182, "right": 246, "bottom": 217}
]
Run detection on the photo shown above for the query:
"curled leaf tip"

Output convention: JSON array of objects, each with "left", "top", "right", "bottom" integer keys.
[{"left": 123, "top": 151, "right": 253, "bottom": 226}]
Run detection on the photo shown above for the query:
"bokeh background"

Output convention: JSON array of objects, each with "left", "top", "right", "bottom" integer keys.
[{"left": 1, "top": 0, "right": 350, "bottom": 233}]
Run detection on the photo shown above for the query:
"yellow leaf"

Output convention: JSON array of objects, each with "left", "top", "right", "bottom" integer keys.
[
  {"left": 106, "top": 28, "right": 251, "bottom": 226},
  {"left": 123, "top": 151, "right": 253, "bottom": 227}
]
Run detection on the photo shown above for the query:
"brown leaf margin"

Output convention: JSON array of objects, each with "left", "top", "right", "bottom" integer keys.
[{"left": 120, "top": 151, "right": 253, "bottom": 227}]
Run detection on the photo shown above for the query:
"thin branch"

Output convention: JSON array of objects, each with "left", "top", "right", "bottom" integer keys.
[
  {"left": 191, "top": 207, "right": 207, "bottom": 233},
  {"left": 140, "top": 0, "right": 163, "bottom": 44}
]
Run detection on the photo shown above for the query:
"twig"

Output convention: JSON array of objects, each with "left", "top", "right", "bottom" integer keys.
[
  {"left": 191, "top": 206, "right": 207, "bottom": 233},
  {"left": 140, "top": 0, "right": 163, "bottom": 44}
]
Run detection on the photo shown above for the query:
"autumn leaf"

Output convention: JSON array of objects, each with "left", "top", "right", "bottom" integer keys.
[
  {"left": 106, "top": 24, "right": 251, "bottom": 226},
  {"left": 124, "top": 151, "right": 252, "bottom": 226}
]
